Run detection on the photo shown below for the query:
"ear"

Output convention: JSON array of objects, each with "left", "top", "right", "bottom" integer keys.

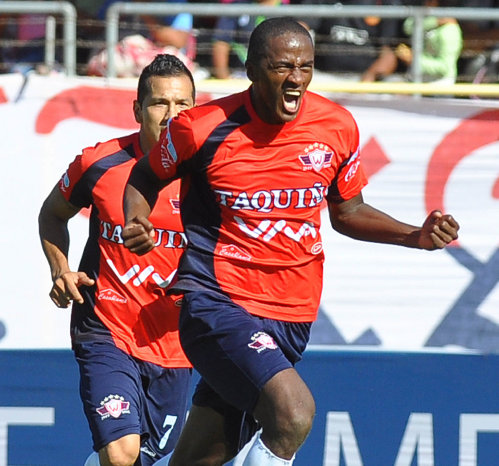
[
  {"left": 245, "top": 61, "right": 256, "bottom": 83},
  {"left": 133, "top": 100, "right": 142, "bottom": 124}
]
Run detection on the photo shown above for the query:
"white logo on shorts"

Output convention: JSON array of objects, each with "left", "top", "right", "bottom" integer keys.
[
  {"left": 248, "top": 332, "right": 278, "bottom": 353},
  {"left": 96, "top": 394, "right": 130, "bottom": 420}
]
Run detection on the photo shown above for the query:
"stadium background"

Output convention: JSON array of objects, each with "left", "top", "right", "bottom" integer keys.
[{"left": 0, "top": 69, "right": 497, "bottom": 464}]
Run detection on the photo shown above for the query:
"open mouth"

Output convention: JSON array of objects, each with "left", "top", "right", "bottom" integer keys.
[{"left": 283, "top": 90, "right": 301, "bottom": 113}]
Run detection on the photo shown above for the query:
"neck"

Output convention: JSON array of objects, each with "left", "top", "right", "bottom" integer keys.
[{"left": 138, "top": 132, "right": 151, "bottom": 156}]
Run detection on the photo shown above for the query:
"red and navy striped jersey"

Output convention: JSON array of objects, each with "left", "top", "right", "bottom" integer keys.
[
  {"left": 59, "top": 132, "right": 191, "bottom": 368},
  {"left": 144, "top": 89, "right": 367, "bottom": 322}
]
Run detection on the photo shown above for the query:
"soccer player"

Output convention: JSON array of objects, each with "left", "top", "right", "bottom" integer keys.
[
  {"left": 121, "top": 18, "right": 460, "bottom": 466},
  {"left": 38, "top": 54, "right": 195, "bottom": 466}
]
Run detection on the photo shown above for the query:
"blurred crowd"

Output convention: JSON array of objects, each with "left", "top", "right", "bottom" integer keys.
[{"left": 0, "top": 0, "right": 498, "bottom": 83}]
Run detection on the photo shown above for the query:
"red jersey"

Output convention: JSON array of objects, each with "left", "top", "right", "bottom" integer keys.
[
  {"left": 144, "top": 89, "right": 367, "bottom": 322},
  {"left": 59, "top": 132, "right": 191, "bottom": 368}
]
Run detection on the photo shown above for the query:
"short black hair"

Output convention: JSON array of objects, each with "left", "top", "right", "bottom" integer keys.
[
  {"left": 246, "top": 17, "right": 312, "bottom": 67},
  {"left": 137, "top": 54, "right": 195, "bottom": 104}
]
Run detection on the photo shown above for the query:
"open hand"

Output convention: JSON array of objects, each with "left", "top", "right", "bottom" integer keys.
[{"left": 50, "top": 271, "right": 95, "bottom": 308}]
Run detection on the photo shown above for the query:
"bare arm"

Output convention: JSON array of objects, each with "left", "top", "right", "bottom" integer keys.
[
  {"left": 140, "top": 14, "right": 190, "bottom": 49},
  {"left": 122, "top": 184, "right": 155, "bottom": 256},
  {"left": 328, "top": 193, "right": 459, "bottom": 250},
  {"left": 361, "top": 45, "right": 398, "bottom": 82},
  {"left": 38, "top": 186, "right": 95, "bottom": 308},
  {"left": 122, "top": 143, "right": 179, "bottom": 255}
]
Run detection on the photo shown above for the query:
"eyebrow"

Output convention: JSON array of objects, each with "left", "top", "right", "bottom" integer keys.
[
  {"left": 271, "top": 59, "right": 314, "bottom": 67},
  {"left": 151, "top": 96, "right": 191, "bottom": 102}
]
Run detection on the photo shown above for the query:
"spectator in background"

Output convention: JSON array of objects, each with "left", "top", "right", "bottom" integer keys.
[
  {"left": 87, "top": 0, "right": 196, "bottom": 77},
  {"left": 394, "top": 0, "right": 463, "bottom": 83},
  {"left": 135, "top": 0, "right": 193, "bottom": 54},
  {"left": 211, "top": 0, "right": 285, "bottom": 79},
  {"left": 301, "top": 0, "right": 404, "bottom": 80},
  {"left": 71, "top": 0, "right": 111, "bottom": 69},
  {"left": 455, "top": 0, "right": 499, "bottom": 83},
  {"left": 0, "top": 12, "right": 17, "bottom": 73},
  {"left": 0, "top": 12, "right": 54, "bottom": 74},
  {"left": 363, "top": 0, "right": 463, "bottom": 83},
  {"left": 458, "top": 0, "right": 499, "bottom": 47}
]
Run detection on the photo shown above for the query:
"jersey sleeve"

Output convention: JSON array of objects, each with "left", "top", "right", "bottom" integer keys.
[
  {"left": 326, "top": 115, "right": 368, "bottom": 203},
  {"left": 58, "top": 148, "right": 94, "bottom": 208},
  {"left": 148, "top": 112, "right": 197, "bottom": 181}
]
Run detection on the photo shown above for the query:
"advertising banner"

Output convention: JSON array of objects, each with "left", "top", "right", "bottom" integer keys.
[
  {"left": 1, "top": 349, "right": 498, "bottom": 465},
  {"left": 0, "top": 73, "right": 497, "bottom": 353}
]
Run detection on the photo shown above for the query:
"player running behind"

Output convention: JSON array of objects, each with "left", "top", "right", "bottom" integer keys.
[{"left": 38, "top": 54, "right": 195, "bottom": 466}]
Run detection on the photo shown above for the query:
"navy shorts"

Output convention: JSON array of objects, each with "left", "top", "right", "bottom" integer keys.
[
  {"left": 179, "top": 289, "right": 311, "bottom": 424},
  {"left": 73, "top": 340, "right": 191, "bottom": 466}
]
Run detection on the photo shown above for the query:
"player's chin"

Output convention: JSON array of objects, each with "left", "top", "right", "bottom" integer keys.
[{"left": 278, "top": 107, "right": 300, "bottom": 123}]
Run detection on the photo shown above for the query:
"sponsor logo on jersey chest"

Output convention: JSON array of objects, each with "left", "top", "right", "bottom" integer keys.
[
  {"left": 98, "top": 288, "right": 127, "bottom": 303},
  {"left": 219, "top": 244, "right": 252, "bottom": 261}
]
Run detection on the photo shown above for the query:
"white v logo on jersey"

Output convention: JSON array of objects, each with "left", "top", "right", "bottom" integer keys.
[
  {"left": 233, "top": 216, "right": 317, "bottom": 243},
  {"left": 234, "top": 217, "right": 271, "bottom": 239},
  {"left": 106, "top": 260, "right": 177, "bottom": 288},
  {"left": 106, "top": 263, "right": 139, "bottom": 283}
]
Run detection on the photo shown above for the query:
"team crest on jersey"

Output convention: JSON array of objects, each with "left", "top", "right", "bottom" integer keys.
[
  {"left": 299, "top": 143, "right": 333, "bottom": 172},
  {"left": 98, "top": 288, "right": 127, "bottom": 304},
  {"left": 219, "top": 244, "right": 252, "bottom": 261},
  {"left": 248, "top": 332, "right": 278, "bottom": 353},
  {"left": 96, "top": 394, "right": 131, "bottom": 420}
]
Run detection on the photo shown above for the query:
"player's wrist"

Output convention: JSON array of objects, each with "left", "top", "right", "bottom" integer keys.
[
  {"left": 405, "top": 229, "right": 424, "bottom": 249},
  {"left": 52, "top": 269, "right": 72, "bottom": 282}
]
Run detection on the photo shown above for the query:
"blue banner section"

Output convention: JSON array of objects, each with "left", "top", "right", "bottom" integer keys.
[
  {"left": 1, "top": 349, "right": 498, "bottom": 465},
  {"left": 0, "top": 350, "right": 89, "bottom": 465},
  {"left": 295, "top": 349, "right": 499, "bottom": 466}
]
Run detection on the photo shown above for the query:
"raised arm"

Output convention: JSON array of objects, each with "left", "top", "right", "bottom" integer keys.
[
  {"left": 39, "top": 186, "right": 95, "bottom": 308},
  {"left": 328, "top": 193, "right": 459, "bottom": 250},
  {"left": 122, "top": 155, "right": 165, "bottom": 255}
]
